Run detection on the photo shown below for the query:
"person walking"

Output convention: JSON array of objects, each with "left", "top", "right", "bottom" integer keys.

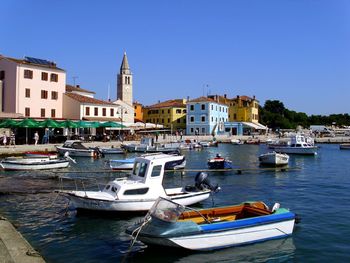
[
  {"left": 9, "top": 132, "right": 15, "bottom": 146},
  {"left": 2, "top": 132, "right": 7, "bottom": 146},
  {"left": 34, "top": 131, "right": 39, "bottom": 145}
]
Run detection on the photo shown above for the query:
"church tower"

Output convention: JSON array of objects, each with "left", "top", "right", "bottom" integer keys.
[{"left": 117, "top": 52, "right": 133, "bottom": 105}]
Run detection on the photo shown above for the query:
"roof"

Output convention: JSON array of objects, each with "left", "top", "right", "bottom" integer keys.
[
  {"left": 234, "top": 95, "right": 259, "bottom": 102},
  {"left": 66, "top": 84, "right": 95, "bottom": 94},
  {"left": 120, "top": 52, "right": 130, "bottom": 72},
  {"left": 188, "top": 96, "right": 227, "bottom": 106},
  {"left": 65, "top": 93, "right": 116, "bottom": 106},
  {"left": 0, "top": 55, "right": 65, "bottom": 71},
  {"left": 207, "top": 95, "right": 231, "bottom": 105},
  {"left": 146, "top": 99, "right": 186, "bottom": 109}
]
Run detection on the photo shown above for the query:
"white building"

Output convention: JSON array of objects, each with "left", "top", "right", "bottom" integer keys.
[{"left": 0, "top": 55, "right": 66, "bottom": 119}]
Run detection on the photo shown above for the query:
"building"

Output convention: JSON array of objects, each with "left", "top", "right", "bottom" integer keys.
[
  {"left": 114, "top": 52, "right": 134, "bottom": 124},
  {"left": 0, "top": 55, "right": 66, "bottom": 119},
  {"left": 143, "top": 99, "right": 187, "bottom": 131},
  {"left": 133, "top": 101, "right": 144, "bottom": 121},
  {"left": 63, "top": 84, "right": 124, "bottom": 122},
  {"left": 186, "top": 96, "right": 228, "bottom": 135},
  {"left": 230, "top": 95, "right": 259, "bottom": 123}
]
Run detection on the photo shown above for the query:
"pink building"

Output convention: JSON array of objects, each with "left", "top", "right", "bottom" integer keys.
[{"left": 0, "top": 55, "right": 66, "bottom": 119}]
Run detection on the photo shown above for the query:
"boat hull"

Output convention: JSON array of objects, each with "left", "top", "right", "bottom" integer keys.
[
  {"left": 67, "top": 190, "right": 210, "bottom": 212},
  {"left": 139, "top": 218, "right": 295, "bottom": 250},
  {"left": 259, "top": 153, "right": 289, "bottom": 166},
  {"left": 0, "top": 159, "right": 69, "bottom": 170},
  {"left": 56, "top": 147, "right": 96, "bottom": 157},
  {"left": 269, "top": 146, "right": 317, "bottom": 155}
]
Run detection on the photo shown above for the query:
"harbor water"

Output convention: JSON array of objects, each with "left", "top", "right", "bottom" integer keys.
[{"left": 1, "top": 143, "right": 350, "bottom": 262}]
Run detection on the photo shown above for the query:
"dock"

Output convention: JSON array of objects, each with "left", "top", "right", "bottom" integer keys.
[{"left": 0, "top": 216, "right": 46, "bottom": 263}]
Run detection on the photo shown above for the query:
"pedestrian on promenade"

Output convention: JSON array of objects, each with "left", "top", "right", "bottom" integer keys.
[
  {"left": 2, "top": 132, "right": 7, "bottom": 146},
  {"left": 34, "top": 131, "right": 39, "bottom": 145},
  {"left": 9, "top": 132, "right": 15, "bottom": 146}
]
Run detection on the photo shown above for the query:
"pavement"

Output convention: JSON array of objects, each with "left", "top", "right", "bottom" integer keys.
[{"left": 0, "top": 216, "right": 45, "bottom": 263}]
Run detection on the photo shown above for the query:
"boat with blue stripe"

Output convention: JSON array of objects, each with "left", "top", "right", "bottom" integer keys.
[{"left": 126, "top": 197, "right": 296, "bottom": 251}]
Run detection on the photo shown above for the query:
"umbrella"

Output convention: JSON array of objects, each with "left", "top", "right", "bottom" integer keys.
[
  {"left": 76, "top": 120, "right": 100, "bottom": 128},
  {"left": 99, "top": 121, "right": 125, "bottom": 128},
  {"left": 38, "top": 119, "right": 61, "bottom": 128},
  {"left": 59, "top": 119, "right": 79, "bottom": 128},
  {"left": 0, "top": 119, "right": 19, "bottom": 128},
  {"left": 17, "top": 118, "right": 40, "bottom": 144}
]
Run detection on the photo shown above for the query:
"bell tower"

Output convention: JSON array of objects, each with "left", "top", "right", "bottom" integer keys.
[{"left": 117, "top": 52, "right": 133, "bottom": 105}]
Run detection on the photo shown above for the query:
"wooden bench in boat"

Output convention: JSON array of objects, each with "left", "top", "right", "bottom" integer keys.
[{"left": 177, "top": 202, "right": 272, "bottom": 224}]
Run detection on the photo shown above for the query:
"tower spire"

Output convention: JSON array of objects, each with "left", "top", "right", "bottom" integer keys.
[{"left": 120, "top": 52, "right": 130, "bottom": 73}]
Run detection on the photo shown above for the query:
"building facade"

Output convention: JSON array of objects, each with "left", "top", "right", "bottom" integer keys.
[
  {"left": 230, "top": 95, "right": 259, "bottom": 123},
  {"left": 143, "top": 99, "right": 187, "bottom": 131},
  {"left": 186, "top": 96, "right": 228, "bottom": 135},
  {"left": 133, "top": 101, "right": 144, "bottom": 121},
  {"left": 0, "top": 55, "right": 66, "bottom": 119}
]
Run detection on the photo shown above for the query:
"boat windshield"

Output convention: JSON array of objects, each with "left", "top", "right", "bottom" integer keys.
[{"left": 149, "top": 197, "right": 185, "bottom": 222}]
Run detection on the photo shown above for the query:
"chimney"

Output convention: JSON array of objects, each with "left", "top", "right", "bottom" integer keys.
[
  {"left": 253, "top": 95, "right": 256, "bottom": 99},
  {"left": 76, "top": 85, "right": 80, "bottom": 88},
  {"left": 224, "top": 94, "right": 227, "bottom": 98}
]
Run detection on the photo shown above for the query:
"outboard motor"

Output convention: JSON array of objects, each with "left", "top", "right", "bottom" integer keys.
[
  {"left": 94, "top": 147, "right": 105, "bottom": 158},
  {"left": 195, "top": 172, "right": 220, "bottom": 192}
]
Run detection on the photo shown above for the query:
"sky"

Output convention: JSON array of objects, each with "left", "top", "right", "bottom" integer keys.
[{"left": 1, "top": 0, "right": 349, "bottom": 115}]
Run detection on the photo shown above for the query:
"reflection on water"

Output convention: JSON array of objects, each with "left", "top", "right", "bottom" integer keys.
[
  {"left": 128, "top": 238, "right": 295, "bottom": 263},
  {"left": 1, "top": 144, "right": 350, "bottom": 262}
]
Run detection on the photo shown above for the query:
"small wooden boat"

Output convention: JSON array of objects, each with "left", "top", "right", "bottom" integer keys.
[
  {"left": 259, "top": 152, "right": 289, "bottom": 166},
  {"left": 207, "top": 154, "right": 233, "bottom": 169},
  {"left": 108, "top": 158, "right": 135, "bottom": 170},
  {"left": 63, "top": 154, "right": 218, "bottom": 212},
  {"left": 126, "top": 197, "right": 296, "bottom": 251},
  {"left": 24, "top": 151, "right": 58, "bottom": 159},
  {"left": 0, "top": 156, "right": 70, "bottom": 171},
  {"left": 98, "top": 147, "right": 125, "bottom": 155}
]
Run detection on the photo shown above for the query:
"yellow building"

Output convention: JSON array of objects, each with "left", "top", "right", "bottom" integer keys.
[
  {"left": 143, "top": 99, "right": 187, "bottom": 131},
  {"left": 230, "top": 95, "right": 259, "bottom": 123}
]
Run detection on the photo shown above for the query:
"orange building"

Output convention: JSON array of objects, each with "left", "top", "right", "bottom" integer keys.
[{"left": 133, "top": 101, "right": 143, "bottom": 122}]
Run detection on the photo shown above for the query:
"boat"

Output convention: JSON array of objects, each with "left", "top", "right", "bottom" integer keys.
[
  {"left": 207, "top": 154, "right": 233, "bottom": 169},
  {"left": 339, "top": 143, "right": 350, "bottom": 150},
  {"left": 0, "top": 156, "right": 70, "bottom": 170},
  {"left": 56, "top": 140, "right": 103, "bottom": 157},
  {"left": 126, "top": 197, "right": 296, "bottom": 251},
  {"left": 108, "top": 158, "right": 135, "bottom": 170},
  {"left": 97, "top": 147, "right": 125, "bottom": 155},
  {"left": 64, "top": 154, "right": 218, "bottom": 212},
  {"left": 198, "top": 140, "right": 218, "bottom": 147},
  {"left": 24, "top": 151, "right": 58, "bottom": 159},
  {"left": 122, "top": 137, "right": 180, "bottom": 153},
  {"left": 259, "top": 152, "right": 289, "bottom": 166},
  {"left": 231, "top": 139, "right": 243, "bottom": 145},
  {"left": 268, "top": 134, "right": 317, "bottom": 155}
]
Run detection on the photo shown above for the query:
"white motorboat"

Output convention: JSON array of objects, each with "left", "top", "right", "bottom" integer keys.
[
  {"left": 231, "top": 138, "right": 243, "bottom": 145},
  {"left": 268, "top": 134, "right": 317, "bottom": 155},
  {"left": 259, "top": 152, "right": 289, "bottom": 166},
  {"left": 0, "top": 156, "right": 70, "bottom": 171},
  {"left": 64, "top": 153, "right": 219, "bottom": 212},
  {"left": 56, "top": 140, "right": 103, "bottom": 157},
  {"left": 126, "top": 197, "right": 296, "bottom": 251},
  {"left": 339, "top": 144, "right": 350, "bottom": 150},
  {"left": 98, "top": 147, "right": 125, "bottom": 155}
]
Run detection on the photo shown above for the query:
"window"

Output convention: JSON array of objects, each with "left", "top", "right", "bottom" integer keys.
[
  {"left": 202, "top": 128, "right": 205, "bottom": 134},
  {"left": 102, "top": 108, "right": 106, "bottom": 116},
  {"left": 190, "top": 116, "right": 194, "bottom": 122},
  {"left": 190, "top": 128, "right": 194, "bottom": 133},
  {"left": 50, "top": 73, "right": 58, "bottom": 82},
  {"left": 151, "top": 165, "right": 162, "bottom": 177},
  {"left": 41, "top": 90, "right": 48, "bottom": 99},
  {"left": 190, "top": 105, "right": 194, "bottom": 111},
  {"left": 51, "top": 91, "right": 58, "bottom": 100},
  {"left": 162, "top": 110, "right": 164, "bottom": 114},
  {"left": 25, "top": 88, "right": 30, "bottom": 98},
  {"left": 94, "top": 107, "right": 98, "bottom": 116},
  {"left": 177, "top": 119, "right": 180, "bottom": 123},
  {"left": 110, "top": 108, "right": 114, "bottom": 116},
  {"left": 168, "top": 118, "right": 170, "bottom": 123},
  {"left": 123, "top": 188, "right": 149, "bottom": 195},
  {"left": 183, "top": 109, "right": 186, "bottom": 113},
  {"left": 168, "top": 109, "right": 170, "bottom": 113},
  {"left": 24, "top": 70, "right": 33, "bottom": 79},
  {"left": 25, "top": 107, "right": 30, "bottom": 117},
  {"left": 211, "top": 105, "right": 213, "bottom": 110},
  {"left": 41, "top": 72, "right": 48, "bottom": 81},
  {"left": 201, "top": 104, "right": 205, "bottom": 110},
  {"left": 161, "top": 119, "right": 164, "bottom": 123},
  {"left": 0, "top": 71, "right": 5, "bottom": 80},
  {"left": 201, "top": 116, "right": 206, "bottom": 122},
  {"left": 86, "top": 107, "right": 90, "bottom": 116},
  {"left": 51, "top": 109, "right": 56, "bottom": 118},
  {"left": 41, "top": 108, "right": 45, "bottom": 118},
  {"left": 176, "top": 109, "right": 181, "bottom": 114}
]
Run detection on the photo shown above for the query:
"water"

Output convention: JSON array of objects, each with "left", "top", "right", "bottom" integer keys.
[{"left": 1, "top": 144, "right": 350, "bottom": 262}]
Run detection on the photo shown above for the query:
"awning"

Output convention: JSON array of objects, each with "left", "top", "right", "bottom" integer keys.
[{"left": 242, "top": 122, "right": 268, "bottom": 130}]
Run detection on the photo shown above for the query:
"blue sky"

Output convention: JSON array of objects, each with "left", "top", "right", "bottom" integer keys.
[{"left": 1, "top": 0, "right": 349, "bottom": 115}]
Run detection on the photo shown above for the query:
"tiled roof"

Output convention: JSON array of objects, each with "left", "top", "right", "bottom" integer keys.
[
  {"left": 234, "top": 95, "right": 259, "bottom": 102},
  {"left": 66, "top": 84, "right": 95, "bottom": 94},
  {"left": 146, "top": 99, "right": 186, "bottom": 109},
  {"left": 65, "top": 93, "right": 116, "bottom": 106},
  {"left": 1, "top": 55, "right": 65, "bottom": 71},
  {"left": 207, "top": 95, "right": 231, "bottom": 105},
  {"left": 187, "top": 96, "right": 215, "bottom": 103}
]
